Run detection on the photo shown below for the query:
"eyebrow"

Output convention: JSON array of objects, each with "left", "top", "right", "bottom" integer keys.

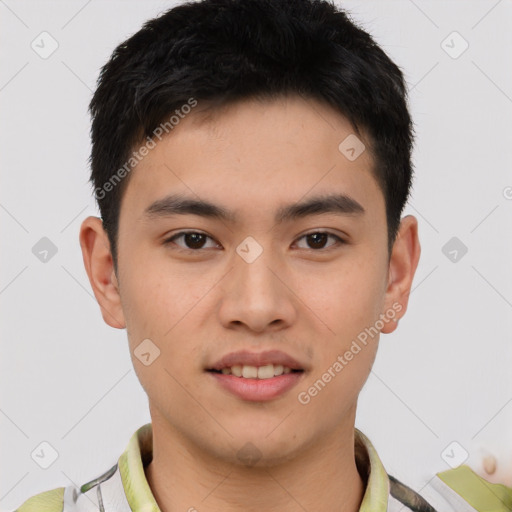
[{"left": 143, "top": 192, "right": 365, "bottom": 224}]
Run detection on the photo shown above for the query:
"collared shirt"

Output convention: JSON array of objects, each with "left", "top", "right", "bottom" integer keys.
[{"left": 14, "top": 423, "right": 512, "bottom": 512}]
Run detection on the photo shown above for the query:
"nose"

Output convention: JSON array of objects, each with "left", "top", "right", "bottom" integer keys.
[{"left": 217, "top": 243, "right": 297, "bottom": 334}]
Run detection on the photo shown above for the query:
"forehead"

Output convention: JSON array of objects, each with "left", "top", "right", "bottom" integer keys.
[{"left": 120, "top": 95, "right": 384, "bottom": 227}]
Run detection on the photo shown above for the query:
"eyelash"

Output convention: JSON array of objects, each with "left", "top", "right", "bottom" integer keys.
[{"left": 163, "top": 230, "right": 346, "bottom": 252}]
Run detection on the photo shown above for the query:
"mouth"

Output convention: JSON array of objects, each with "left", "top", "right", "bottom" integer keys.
[
  {"left": 206, "top": 363, "right": 306, "bottom": 402},
  {"left": 207, "top": 364, "right": 304, "bottom": 379},
  {"left": 206, "top": 349, "right": 308, "bottom": 401}
]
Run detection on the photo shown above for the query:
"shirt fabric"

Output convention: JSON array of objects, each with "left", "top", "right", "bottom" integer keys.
[{"left": 13, "top": 423, "right": 512, "bottom": 512}]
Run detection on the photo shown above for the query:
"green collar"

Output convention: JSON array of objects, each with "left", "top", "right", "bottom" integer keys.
[{"left": 118, "top": 423, "right": 390, "bottom": 511}]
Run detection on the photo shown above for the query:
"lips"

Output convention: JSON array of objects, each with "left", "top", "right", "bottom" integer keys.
[
  {"left": 207, "top": 349, "right": 307, "bottom": 372},
  {"left": 206, "top": 349, "right": 308, "bottom": 401}
]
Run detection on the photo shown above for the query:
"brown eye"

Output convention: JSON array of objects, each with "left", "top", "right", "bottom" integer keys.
[
  {"left": 164, "top": 231, "right": 219, "bottom": 251},
  {"left": 295, "top": 232, "right": 344, "bottom": 250}
]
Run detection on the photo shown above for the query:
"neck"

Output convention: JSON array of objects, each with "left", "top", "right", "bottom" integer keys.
[{"left": 145, "top": 410, "right": 365, "bottom": 512}]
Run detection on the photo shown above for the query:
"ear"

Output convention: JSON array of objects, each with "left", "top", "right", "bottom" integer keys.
[
  {"left": 380, "top": 215, "right": 421, "bottom": 334},
  {"left": 79, "top": 216, "right": 126, "bottom": 329}
]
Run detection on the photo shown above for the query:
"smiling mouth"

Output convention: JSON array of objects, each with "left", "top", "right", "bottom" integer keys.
[{"left": 207, "top": 364, "right": 304, "bottom": 380}]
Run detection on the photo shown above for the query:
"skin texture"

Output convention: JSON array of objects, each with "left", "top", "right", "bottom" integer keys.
[{"left": 80, "top": 95, "right": 420, "bottom": 512}]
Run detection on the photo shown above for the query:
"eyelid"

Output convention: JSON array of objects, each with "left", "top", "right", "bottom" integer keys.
[
  {"left": 164, "top": 230, "right": 221, "bottom": 250},
  {"left": 293, "top": 230, "right": 346, "bottom": 250}
]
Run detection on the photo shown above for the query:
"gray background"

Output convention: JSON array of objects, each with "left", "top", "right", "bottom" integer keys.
[{"left": 1, "top": 0, "right": 511, "bottom": 508}]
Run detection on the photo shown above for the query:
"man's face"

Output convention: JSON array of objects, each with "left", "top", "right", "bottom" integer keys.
[{"left": 97, "top": 96, "right": 406, "bottom": 464}]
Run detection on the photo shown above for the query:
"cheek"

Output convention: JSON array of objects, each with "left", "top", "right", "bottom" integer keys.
[
  {"left": 119, "top": 249, "right": 195, "bottom": 337},
  {"left": 119, "top": 254, "right": 212, "bottom": 378},
  {"left": 118, "top": 262, "right": 205, "bottom": 409},
  {"left": 121, "top": 276, "right": 172, "bottom": 341},
  {"left": 301, "top": 258, "right": 387, "bottom": 337},
  {"left": 299, "top": 257, "right": 386, "bottom": 405}
]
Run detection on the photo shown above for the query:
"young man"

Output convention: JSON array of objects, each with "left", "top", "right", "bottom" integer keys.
[{"left": 14, "top": 0, "right": 511, "bottom": 511}]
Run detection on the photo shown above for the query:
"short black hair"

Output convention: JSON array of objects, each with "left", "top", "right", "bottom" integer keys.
[{"left": 89, "top": 0, "right": 414, "bottom": 272}]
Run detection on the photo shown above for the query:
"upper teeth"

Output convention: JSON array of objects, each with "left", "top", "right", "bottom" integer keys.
[{"left": 220, "top": 364, "right": 293, "bottom": 379}]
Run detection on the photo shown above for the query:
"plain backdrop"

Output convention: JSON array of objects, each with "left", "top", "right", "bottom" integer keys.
[{"left": 1, "top": 0, "right": 511, "bottom": 509}]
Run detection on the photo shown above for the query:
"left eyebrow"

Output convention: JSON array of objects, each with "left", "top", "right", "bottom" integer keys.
[{"left": 142, "top": 192, "right": 365, "bottom": 223}]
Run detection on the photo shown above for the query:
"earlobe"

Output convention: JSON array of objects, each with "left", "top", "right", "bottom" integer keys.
[
  {"left": 380, "top": 215, "right": 421, "bottom": 335},
  {"left": 79, "top": 216, "right": 126, "bottom": 329}
]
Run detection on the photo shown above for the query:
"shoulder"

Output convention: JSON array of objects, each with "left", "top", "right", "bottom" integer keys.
[
  {"left": 389, "top": 464, "right": 512, "bottom": 512},
  {"left": 14, "top": 487, "right": 65, "bottom": 512},
  {"left": 12, "top": 463, "right": 130, "bottom": 512},
  {"left": 12, "top": 423, "right": 152, "bottom": 512},
  {"left": 431, "top": 464, "right": 512, "bottom": 512}
]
